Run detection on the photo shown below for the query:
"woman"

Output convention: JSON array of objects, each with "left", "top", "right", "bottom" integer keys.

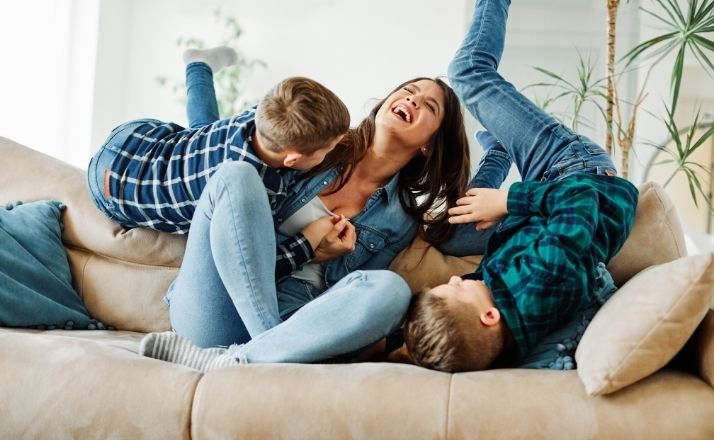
[{"left": 140, "top": 51, "right": 471, "bottom": 369}]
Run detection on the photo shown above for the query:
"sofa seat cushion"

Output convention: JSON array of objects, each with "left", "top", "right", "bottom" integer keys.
[
  {"left": 193, "top": 363, "right": 714, "bottom": 440},
  {"left": 0, "top": 328, "right": 200, "bottom": 440}
]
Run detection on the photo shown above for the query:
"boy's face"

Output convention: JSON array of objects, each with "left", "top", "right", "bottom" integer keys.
[
  {"left": 430, "top": 276, "right": 492, "bottom": 308},
  {"left": 288, "top": 135, "right": 343, "bottom": 170}
]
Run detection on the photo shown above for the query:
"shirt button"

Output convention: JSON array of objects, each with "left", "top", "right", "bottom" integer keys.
[
  {"left": 322, "top": 181, "right": 328, "bottom": 185},
  {"left": 278, "top": 217, "right": 283, "bottom": 222},
  {"left": 300, "top": 198, "right": 306, "bottom": 203},
  {"left": 369, "top": 244, "right": 375, "bottom": 249}
]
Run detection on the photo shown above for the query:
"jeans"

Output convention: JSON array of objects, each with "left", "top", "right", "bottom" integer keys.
[
  {"left": 185, "top": 62, "right": 220, "bottom": 129},
  {"left": 437, "top": 0, "right": 616, "bottom": 257},
  {"left": 449, "top": 0, "right": 615, "bottom": 181},
  {"left": 87, "top": 119, "right": 158, "bottom": 226}
]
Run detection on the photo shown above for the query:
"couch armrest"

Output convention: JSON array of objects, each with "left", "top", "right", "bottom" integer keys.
[{"left": 695, "top": 309, "right": 714, "bottom": 388}]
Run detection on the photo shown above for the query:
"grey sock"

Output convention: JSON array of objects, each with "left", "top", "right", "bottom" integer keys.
[
  {"left": 182, "top": 46, "right": 238, "bottom": 72},
  {"left": 140, "top": 331, "right": 240, "bottom": 372}
]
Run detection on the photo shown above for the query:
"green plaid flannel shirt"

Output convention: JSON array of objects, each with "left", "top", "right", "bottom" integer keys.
[{"left": 472, "top": 174, "right": 638, "bottom": 359}]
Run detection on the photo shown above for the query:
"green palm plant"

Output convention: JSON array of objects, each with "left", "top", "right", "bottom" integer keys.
[
  {"left": 524, "top": 52, "right": 607, "bottom": 132},
  {"left": 645, "top": 106, "right": 714, "bottom": 208},
  {"left": 527, "top": 0, "right": 714, "bottom": 212}
]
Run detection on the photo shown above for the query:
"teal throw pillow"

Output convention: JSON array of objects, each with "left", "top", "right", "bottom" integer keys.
[{"left": 0, "top": 200, "right": 106, "bottom": 330}]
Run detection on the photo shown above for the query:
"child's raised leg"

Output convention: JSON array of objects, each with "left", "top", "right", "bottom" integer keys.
[
  {"left": 183, "top": 46, "right": 237, "bottom": 128},
  {"left": 448, "top": 0, "right": 614, "bottom": 182}
]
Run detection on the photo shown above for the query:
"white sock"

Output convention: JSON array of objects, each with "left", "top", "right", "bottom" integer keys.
[
  {"left": 183, "top": 46, "right": 238, "bottom": 72},
  {"left": 140, "top": 331, "right": 240, "bottom": 372}
]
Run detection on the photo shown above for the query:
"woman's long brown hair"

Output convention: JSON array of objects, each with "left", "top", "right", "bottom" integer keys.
[{"left": 307, "top": 77, "right": 471, "bottom": 244}]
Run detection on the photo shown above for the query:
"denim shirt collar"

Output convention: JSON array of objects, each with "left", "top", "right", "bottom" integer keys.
[{"left": 304, "top": 167, "right": 400, "bottom": 205}]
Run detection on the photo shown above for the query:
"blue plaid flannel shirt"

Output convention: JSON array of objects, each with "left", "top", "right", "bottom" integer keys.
[{"left": 105, "top": 107, "right": 313, "bottom": 281}]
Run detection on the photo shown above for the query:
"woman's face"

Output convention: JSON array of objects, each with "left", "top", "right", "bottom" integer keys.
[{"left": 375, "top": 79, "right": 446, "bottom": 150}]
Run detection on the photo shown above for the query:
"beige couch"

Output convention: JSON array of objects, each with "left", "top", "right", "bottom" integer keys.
[{"left": 1, "top": 135, "right": 713, "bottom": 439}]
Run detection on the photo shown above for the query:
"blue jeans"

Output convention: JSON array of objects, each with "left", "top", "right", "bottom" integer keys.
[
  {"left": 449, "top": 0, "right": 615, "bottom": 180},
  {"left": 87, "top": 119, "right": 160, "bottom": 226},
  {"left": 185, "top": 62, "right": 220, "bottom": 129},
  {"left": 437, "top": 0, "right": 616, "bottom": 257}
]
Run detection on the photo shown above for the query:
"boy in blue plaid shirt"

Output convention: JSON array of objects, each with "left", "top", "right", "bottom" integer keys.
[
  {"left": 403, "top": 0, "right": 639, "bottom": 372},
  {"left": 87, "top": 47, "right": 350, "bottom": 280}
]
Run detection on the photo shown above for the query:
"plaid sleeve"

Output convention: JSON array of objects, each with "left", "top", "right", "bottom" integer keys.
[
  {"left": 275, "top": 233, "right": 315, "bottom": 283},
  {"left": 506, "top": 179, "right": 600, "bottom": 279}
]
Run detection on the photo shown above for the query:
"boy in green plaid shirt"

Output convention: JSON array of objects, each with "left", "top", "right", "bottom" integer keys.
[{"left": 402, "top": 0, "right": 639, "bottom": 372}]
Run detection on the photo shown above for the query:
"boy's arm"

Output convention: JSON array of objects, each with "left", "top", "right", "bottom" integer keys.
[{"left": 275, "top": 234, "right": 314, "bottom": 283}]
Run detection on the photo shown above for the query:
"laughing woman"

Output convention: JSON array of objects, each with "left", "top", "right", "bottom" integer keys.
[{"left": 139, "top": 53, "right": 471, "bottom": 369}]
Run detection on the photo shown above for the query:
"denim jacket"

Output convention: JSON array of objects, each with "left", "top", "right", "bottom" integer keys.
[{"left": 275, "top": 167, "right": 417, "bottom": 289}]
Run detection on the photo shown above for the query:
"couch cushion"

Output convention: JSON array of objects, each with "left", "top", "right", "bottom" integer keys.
[
  {"left": 193, "top": 362, "right": 714, "bottom": 439},
  {"left": 389, "top": 236, "right": 482, "bottom": 293},
  {"left": 575, "top": 253, "right": 714, "bottom": 396},
  {"left": 0, "top": 328, "right": 200, "bottom": 439}
]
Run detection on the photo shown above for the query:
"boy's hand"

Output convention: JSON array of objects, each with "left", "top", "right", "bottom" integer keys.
[
  {"left": 448, "top": 188, "right": 508, "bottom": 230},
  {"left": 312, "top": 215, "right": 357, "bottom": 262}
]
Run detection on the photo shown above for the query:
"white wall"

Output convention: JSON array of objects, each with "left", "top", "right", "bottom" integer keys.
[{"left": 1, "top": 0, "right": 712, "bottom": 236}]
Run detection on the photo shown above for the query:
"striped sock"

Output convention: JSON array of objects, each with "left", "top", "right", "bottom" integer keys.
[{"left": 139, "top": 331, "right": 239, "bottom": 372}]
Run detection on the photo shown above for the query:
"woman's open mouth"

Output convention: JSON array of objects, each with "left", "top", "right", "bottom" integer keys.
[{"left": 391, "top": 103, "right": 413, "bottom": 123}]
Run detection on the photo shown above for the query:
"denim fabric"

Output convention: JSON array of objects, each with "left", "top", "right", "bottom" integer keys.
[
  {"left": 278, "top": 169, "right": 418, "bottom": 288},
  {"left": 167, "top": 161, "right": 280, "bottom": 347},
  {"left": 447, "top": 0, "right": 616, "bottom": 182},
  {"left": 185, "top": 62, "right": 220, "bottom": 128},
  {"left": 233, "top": 270, "right": 411, "bottom": 363},
  {"left": 87, "top": 119, "right": 159, "bottom": 226}
]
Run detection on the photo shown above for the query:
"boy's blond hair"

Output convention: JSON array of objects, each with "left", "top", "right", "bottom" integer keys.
[
  {"left": 255, "top": 76, "right": 350, "bottom": 153},
  {"left": 404, "top": 289, "right": 504, "bottom": 372}
]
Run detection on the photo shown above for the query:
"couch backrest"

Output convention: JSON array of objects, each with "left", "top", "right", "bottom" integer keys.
[
  {"left": 0, "top": 137, "right": 182, "bottom": 332},
  {"left": 0, "top": 137, "right": 689, "bottom": 333}
]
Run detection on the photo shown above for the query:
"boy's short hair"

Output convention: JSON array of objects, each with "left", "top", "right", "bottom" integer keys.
[
  {"left": 404, "top": 289, "right": 504, "bottom": 372},
  {"left": 255, "top": 76, "right": 350, "bottom": 153}
]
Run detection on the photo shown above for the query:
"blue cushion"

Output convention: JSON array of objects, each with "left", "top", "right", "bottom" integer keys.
[
  {"left": 517, "top": 263, "right": 618, "bottom": 370},
  {"left": 0, "top": 200, "right": 105, "bottom": 330}
]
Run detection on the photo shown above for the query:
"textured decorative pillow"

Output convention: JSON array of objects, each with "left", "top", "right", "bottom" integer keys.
[
  {"left": 576, "top": 253, "right": 714, "bottom": 396},
  {"left": 0, "top": 200, "right": 104, "bottom": 329}
]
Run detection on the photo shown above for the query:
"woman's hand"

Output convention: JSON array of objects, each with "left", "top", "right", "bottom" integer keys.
[
  {"left": 312, "top": 215, "right": 357, "bottom": 262},
  {"left": 301, "top": 215, "right": 338, "bottom": 250},
  {"left": 448, "top": 188, "right": 508, "bottom": 230}
]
